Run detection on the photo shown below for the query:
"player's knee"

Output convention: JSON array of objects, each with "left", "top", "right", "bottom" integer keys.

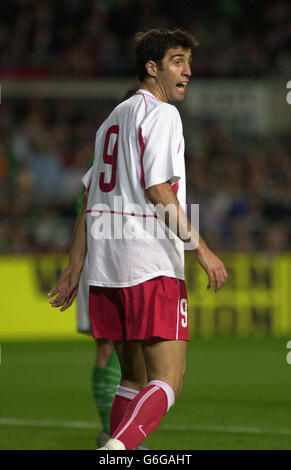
[
  {"left": 166, "top": 371, "right": 185, "bottom": 399},
  {"left": 96, "top": 339, "right": 114, "bottom": 367}
]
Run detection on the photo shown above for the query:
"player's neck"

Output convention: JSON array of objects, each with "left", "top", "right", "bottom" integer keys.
[{"left": 140, "top": 81, "right": 168, "bottom": 103}]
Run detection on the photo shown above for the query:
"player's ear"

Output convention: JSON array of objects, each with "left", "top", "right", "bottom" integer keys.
[{"left": 145, "top": 60, "right": 158, "bottom": 78}]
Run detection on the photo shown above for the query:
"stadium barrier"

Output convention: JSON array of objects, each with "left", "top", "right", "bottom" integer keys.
[
  {"left": 3, "top": 79, "right": 291, "bottom": 136},
  {"left": 185, "top": 252, "right": 291, "bottom": 337},
  {"left": 0, "top": 253, "right": 290, "bottom": 339}
]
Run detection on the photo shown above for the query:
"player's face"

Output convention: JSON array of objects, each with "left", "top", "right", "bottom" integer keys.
[{"left": 156, "top": 47, "right": 192, "bottom": 102}]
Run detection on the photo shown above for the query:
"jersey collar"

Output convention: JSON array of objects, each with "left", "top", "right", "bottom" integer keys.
[{"left": 135, "top": 88, "right": 160, "bottom": 101}]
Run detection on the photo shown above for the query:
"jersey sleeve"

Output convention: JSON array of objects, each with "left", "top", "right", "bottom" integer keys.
[
  {"left": 81, "top": 166, "right": 93, "bottom": 189},
  {"left": 76, "top": 165, "right": 93, "bottom": 213},
  {"left": 140, "top": 105, "right": 182, "bottom": 190}
]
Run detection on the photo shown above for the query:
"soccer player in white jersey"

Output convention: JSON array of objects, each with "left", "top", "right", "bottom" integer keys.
[{"left": 48, "top": 28, "right": 228, "bottom": 450}]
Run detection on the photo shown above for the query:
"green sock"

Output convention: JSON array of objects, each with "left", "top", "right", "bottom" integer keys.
[
  {"left": 92, "top": 366, "right": 108, "bottom": 432},
  {"left": 92, "top": 352, "right": 121, "bottom": 433}
]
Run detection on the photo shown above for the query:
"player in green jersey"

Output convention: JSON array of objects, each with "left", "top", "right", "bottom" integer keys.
[
  {"left": 75, "top": 88, "right": 148, "bottom": 449},
  {"left": 76, "top": 158, "right": 121, "bottom": 446}
]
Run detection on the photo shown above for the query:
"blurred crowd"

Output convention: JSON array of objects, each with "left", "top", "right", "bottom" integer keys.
[
  {"left": 185, "top": 122, "right": 290, "bottom": 253},
  {"left": 0, "top": 98, "right": 290, "bottom": 254},
  {"left": 0, "top": 0, "right": 290, "bottom": 79},
  {"left": 0, "top": 0, "right": 290, "bottom": 254}
]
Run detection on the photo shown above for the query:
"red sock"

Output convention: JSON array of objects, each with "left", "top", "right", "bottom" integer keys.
[
  {"left": 111, "top": 381, "right": 175, "bottom": 450},
  {"left": 110, "top": 385, "right": 138, "bottom": 436}
]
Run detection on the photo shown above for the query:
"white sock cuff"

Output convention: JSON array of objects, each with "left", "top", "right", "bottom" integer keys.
[
  {"left": 148, "top": 380, "right": 175, "bottom": 411},
  {"left": 116, "top": 385, "right": 139, "bottom": 401}
]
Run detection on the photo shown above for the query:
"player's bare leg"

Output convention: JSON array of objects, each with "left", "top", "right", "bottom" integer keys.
[
  {"left": 106, "top": 340, "right": 149, "bottom": 449},
  {"left": 96, "top": 339, "right": 114, "bottom": 367},
  {"left": 102, "top": 338, "right": 186, "bottom": 450},
  {"left": 110, "top": 341, "right": 147, "bottom": 434},
  {"left": 114, "top": 340, "right": 148, "bottom": 391},
  {"left": 142, "top": 338, "right": 187, "bottom": 398}
]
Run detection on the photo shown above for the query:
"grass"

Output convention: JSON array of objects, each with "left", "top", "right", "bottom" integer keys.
[{"left": 0, "top": 336, "right": 291, "bottom": 450}]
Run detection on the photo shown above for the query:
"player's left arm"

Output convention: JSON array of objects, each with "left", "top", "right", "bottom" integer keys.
[
  {"left": 146, "top": 182, "right": 228, "bottom": 293},
  {"left": 48, "top": 190, "right": 88, "bottom": 311}
]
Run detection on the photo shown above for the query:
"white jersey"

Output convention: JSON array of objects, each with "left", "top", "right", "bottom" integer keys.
[{"left": 84, "top": 89, "right": 186, "bottom": 287}]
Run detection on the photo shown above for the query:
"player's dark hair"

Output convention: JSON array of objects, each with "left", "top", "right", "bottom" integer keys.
[{"left": 135, "top": 28, "right": 199, "bottom": 82}]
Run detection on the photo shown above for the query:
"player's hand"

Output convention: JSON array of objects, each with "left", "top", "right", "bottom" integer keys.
[
  {"left": 48, "top": 265, "right": 80, "bottom": 311},
  {"left": 194, "top": 245, "right": 228, "bottom": 293}
]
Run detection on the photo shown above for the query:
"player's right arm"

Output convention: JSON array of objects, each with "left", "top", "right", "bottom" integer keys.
[
  {"left": 48, "top": 190, "right": 88, "bottom": 311},
  {"left": 146, "top": 182, "right": 228, "bottom": 293}
]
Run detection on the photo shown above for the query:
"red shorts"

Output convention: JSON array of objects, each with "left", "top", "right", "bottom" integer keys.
[{"left": 89, "top": 276, "right": 189, "bottom": 341}]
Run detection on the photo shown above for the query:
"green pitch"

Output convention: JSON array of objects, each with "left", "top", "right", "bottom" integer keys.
[{"left": 0, "top": 336, "right": 291, "bottom": 450}]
